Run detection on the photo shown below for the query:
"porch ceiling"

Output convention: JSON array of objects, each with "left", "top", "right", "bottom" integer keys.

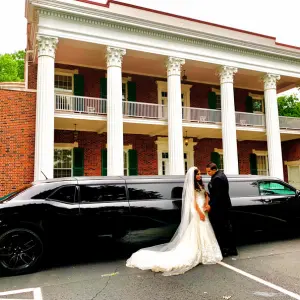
[{"left": 55, "top": 38, "right": 299, "bottom": 92}]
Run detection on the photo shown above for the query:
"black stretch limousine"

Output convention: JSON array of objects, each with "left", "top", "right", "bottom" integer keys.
[{"left": 0, "top": 174, "right": 299, "bottom": 275}]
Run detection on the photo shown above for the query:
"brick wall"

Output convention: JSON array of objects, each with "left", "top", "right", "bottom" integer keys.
[
  {"left": 28, "top": 63, "right": 37, "bottom": 90},
  {"left": 193, "top": 138, "right": 268, "bottom": 174},
  {"left": 282, "top": 139, "right": 300, "bottom": 181},
  {"left": 54, "top": 130, "right": 158, "bottom": 176},
  {"left": 0, "top": 90, "right": 36, "bottom": 196}
]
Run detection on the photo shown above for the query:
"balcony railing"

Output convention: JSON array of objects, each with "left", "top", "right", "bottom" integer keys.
[
  {"left": 235, "top": 112, "right": 265, "bottom": 127},
  {"left": 279, "top": 116, "right": 300, "bottom": 130},
  {"left": 55, "top": 94, "right": 300, "bottom": 130},
  {"left": 55, "top": 94, "right": 166, "bottom": 120},
  {"left": 182, "top": 107, "right": 221, "bottom": 123}
]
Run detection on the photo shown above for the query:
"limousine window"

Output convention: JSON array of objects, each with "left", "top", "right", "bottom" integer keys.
[
  {"left": 127, "top": 183, "right": 183, "bottom": 200},
  {"left": 47, "top": 185, "right": 76, "bottom": 203},
  {"left": 259, "top": 181, "right": 295, "bottom": 196},
  {"left": 228, "top": 181, "right": 259, "bottom": 198},
  {"left": 80, "top": 185, "right": 127, "bottom": 203}
]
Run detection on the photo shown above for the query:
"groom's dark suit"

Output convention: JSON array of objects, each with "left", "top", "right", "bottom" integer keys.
[{"left": 208, "top": 170, "right": 237, "bottom": 256}]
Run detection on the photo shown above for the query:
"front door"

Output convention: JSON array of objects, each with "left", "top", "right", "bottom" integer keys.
[{"left": 288, "top": 165, "right": 300, "bottom": 189}]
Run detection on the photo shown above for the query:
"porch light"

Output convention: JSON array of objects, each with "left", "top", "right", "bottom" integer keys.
[{"left": 184, "top": 131, "right": 189, "bottom": 146}]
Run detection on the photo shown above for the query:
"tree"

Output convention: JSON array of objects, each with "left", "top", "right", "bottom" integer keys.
[
  {"left": 277, "top": 94, "right": 300, "bottom": 118},
  {"left": 0, "top": 50, "right": 25, "bottom": 82}
]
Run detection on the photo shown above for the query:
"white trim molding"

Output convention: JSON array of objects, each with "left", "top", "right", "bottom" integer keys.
[
  {"left": 284, "top": 160, "right": 300, "bottom": 166},
  {"left": 35, "top": 6, "right": 300, "bottom": 78},
  {"left": 252, "top": 149, "right": 268, "bottom": 156}
]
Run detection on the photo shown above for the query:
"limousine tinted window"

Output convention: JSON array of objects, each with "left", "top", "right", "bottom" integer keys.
[
  {"left": 15, "top": 183, "right": 63, "bottom": 200},
  {"left": 259, "top": 181, "right": 295, "bottom": 196},
  {"left": 47, "top": 185, "right": 76, "bottom": 203},
  {"left": 127, "top": 183, "right": 184, "bottom": 200},
  {"left": 228, "top": 181, "right": 259, "bottom": 198},
  {"left": 80, "top": 185, "right": 127, "bottom": 203}
]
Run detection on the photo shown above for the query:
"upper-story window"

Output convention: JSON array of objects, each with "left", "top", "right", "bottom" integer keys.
[
  {"left": 55, "top": 74, "right": 72, "bottom": 92},
  {"left": 248, "top": 92, "right": 264, "bottom": 114},
  {"left": 54, "top": 69, "right": 79, "bottom": 95}
]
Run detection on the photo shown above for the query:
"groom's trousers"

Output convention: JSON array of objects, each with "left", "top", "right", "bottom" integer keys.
[{"left": 209, "top": 211, "right": 237, "bottom": 255}]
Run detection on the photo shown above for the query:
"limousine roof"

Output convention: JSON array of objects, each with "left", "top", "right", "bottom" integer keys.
[{"left": 34, "top": 174, "right": 281, "bottom": 185}]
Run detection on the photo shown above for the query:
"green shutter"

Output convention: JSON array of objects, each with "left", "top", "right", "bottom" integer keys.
[
  {"left": 73, "top": 148, "right": 84, "bottom": 176},
  {"left": 127, "top": 81, "right": 136, "bottom": 102},
  {"left": 128, "top": 149, "right": 138, "bottom": 175},
  {"left": 101, "top": 149, "right": 107, "bottom": 176},
  {"left": 246, "top": 95, "right": 253, "bottom": 113},
  {"left": 100, "top": 78, "right": 107, "bottom": 114},
  {"left": 208, "top": 91, "right": 217, "bottom": 109},
  {"left": 74, "top": 74, "right": 84, "bottom": 112},
  {"left": 210, "top": 152, "right": 221, "bottom": 169},
  {"left": 100, "top": 78, "right": 107, "bottom": 99},
  {"left": 250, "top": 153, "right": 258, "bottom": 175}
]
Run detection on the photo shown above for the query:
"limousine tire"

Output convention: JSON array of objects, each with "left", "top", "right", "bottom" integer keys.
[{"left": 0, "top": 228, "right": 44, "bottom": 276}]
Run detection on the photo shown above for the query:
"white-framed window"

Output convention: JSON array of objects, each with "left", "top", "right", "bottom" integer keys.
[
  {"left": 160, "top": 152, "right": 188, "bottom": 175},
  {"left": 253, "top": 150, "right": 269, "bottom": 175},
  {"left": 54, "top": 148, "right": 73, "bottom": 178},
  {"left": 124, "top": 150, "right": 129, "bottom": 176},
  {"left": 54, "top": 69, "right": 78, "bottom": 95},
  {"left": 156, "top": 137, "right": 197, "bottom": 175},
  {"left": 214, "top": 148, "right": 224, "bottom": 171},
  {"left": 156, "top": 80, "right": 192, "bottom": 107},
  {"left": 249, "top": 92, "right": 264, "bottom": 113}
]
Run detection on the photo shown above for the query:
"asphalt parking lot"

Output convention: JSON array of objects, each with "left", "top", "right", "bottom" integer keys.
[{"left": 0, "top": 235, "right": 300, "bottom": 300}]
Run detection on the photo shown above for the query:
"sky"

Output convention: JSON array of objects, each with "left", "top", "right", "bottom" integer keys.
[
  {"left": 1, "top": 0, "right": 300, "bottom": 54},
  {"left": 0, "top": 0, "right": 299, "bottom": 95}
]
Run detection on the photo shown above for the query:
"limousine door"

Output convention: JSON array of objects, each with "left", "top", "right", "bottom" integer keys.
[
  {"left": 226, "top": 180, "right": 270, "bottom": 235},
  {"left": 125, "top": 178, "right": 184, "bottom": 246},
  {"left": 78, "top": 178, "right": 131, "bottom": 241},
  {"left": 257, "top": 180, "right": 300, "bottom": 229}
]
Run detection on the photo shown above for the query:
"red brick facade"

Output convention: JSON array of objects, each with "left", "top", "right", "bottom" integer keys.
[
  {"left": 0, "top": 90, "right": 36, "bottom": 195},
  {"left": 0, "top": 62, "right": 299, "bottom": 196},
  {"left": 282, "top": 139, "right": 300, "bottom": 181}
]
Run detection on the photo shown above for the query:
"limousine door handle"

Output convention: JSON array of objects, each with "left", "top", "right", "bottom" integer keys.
[{"left": 262, "top": 198, "right": 272, "bottom": 203}]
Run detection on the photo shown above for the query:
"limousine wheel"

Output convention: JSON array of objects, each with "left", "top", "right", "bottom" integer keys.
[{"left": 0, "top": 228, "right": 44, "bottom": 276}]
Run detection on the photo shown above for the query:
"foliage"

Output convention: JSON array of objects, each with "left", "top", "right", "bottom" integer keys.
[
  {"left": 0, "top": 50, "right": 25, "bottom": 82},
  {"left": 277, "top": 94, "right": 300, "bottom": 117}
]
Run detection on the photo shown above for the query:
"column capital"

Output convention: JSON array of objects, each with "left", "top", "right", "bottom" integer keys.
[
  {"left": 106, "top": 46, "right": 126, "bottom": 68},
  {"left": 36, "top": 35, "right": 58, "bottom": 58},
  {"left": 166, "top": 57, "right": 185, "bottom": 76},
  {"left": 263, "top": 73, "right": 280, "bottom": 90},
  {"left": 217, "top": 66, "right": 238, "bottom": 84}
]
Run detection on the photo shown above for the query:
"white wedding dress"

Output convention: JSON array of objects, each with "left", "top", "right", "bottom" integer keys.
[{"left": 126, "top": 167, "right": 223, "bottom": 276}]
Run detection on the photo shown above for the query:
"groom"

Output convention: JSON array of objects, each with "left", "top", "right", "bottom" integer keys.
[{"left": 204, "top": 162, "right": 238, "bottom": 257}]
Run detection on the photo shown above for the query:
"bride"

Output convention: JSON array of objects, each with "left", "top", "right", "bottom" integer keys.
[{"left": 126, "top": 166, "right": 223, "bottom": 276}]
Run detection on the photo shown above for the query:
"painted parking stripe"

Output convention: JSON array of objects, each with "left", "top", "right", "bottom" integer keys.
[
  {"left": 218, "top": 261, "right": 300, "bottom": 300},
  {"left": 0, "top": 287, "right": 43, "bottom": 300}
]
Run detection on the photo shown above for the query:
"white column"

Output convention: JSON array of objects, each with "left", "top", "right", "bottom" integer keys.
[
  {"left": 34, "top": 35, "right": 58, "bottom": 181},
  {"left": 218, "top": 66, "right": 239, "bottom": 175},
  {"left": 106, "top": 46, "right": 126, "bottom": 176},
  {"left": 263, "top": 73, "right": 284, "bottom": 180},
  {"left": 166, "top": 57, "right": 185, "bottom": 175}
]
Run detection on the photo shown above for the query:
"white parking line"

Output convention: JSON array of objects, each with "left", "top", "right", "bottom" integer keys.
[
  {"left": 0, "top": 287, "right": 43, "bottom": 300},
  {"left": 218, "top": 261, "right": 300, "bottom": 300}
]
